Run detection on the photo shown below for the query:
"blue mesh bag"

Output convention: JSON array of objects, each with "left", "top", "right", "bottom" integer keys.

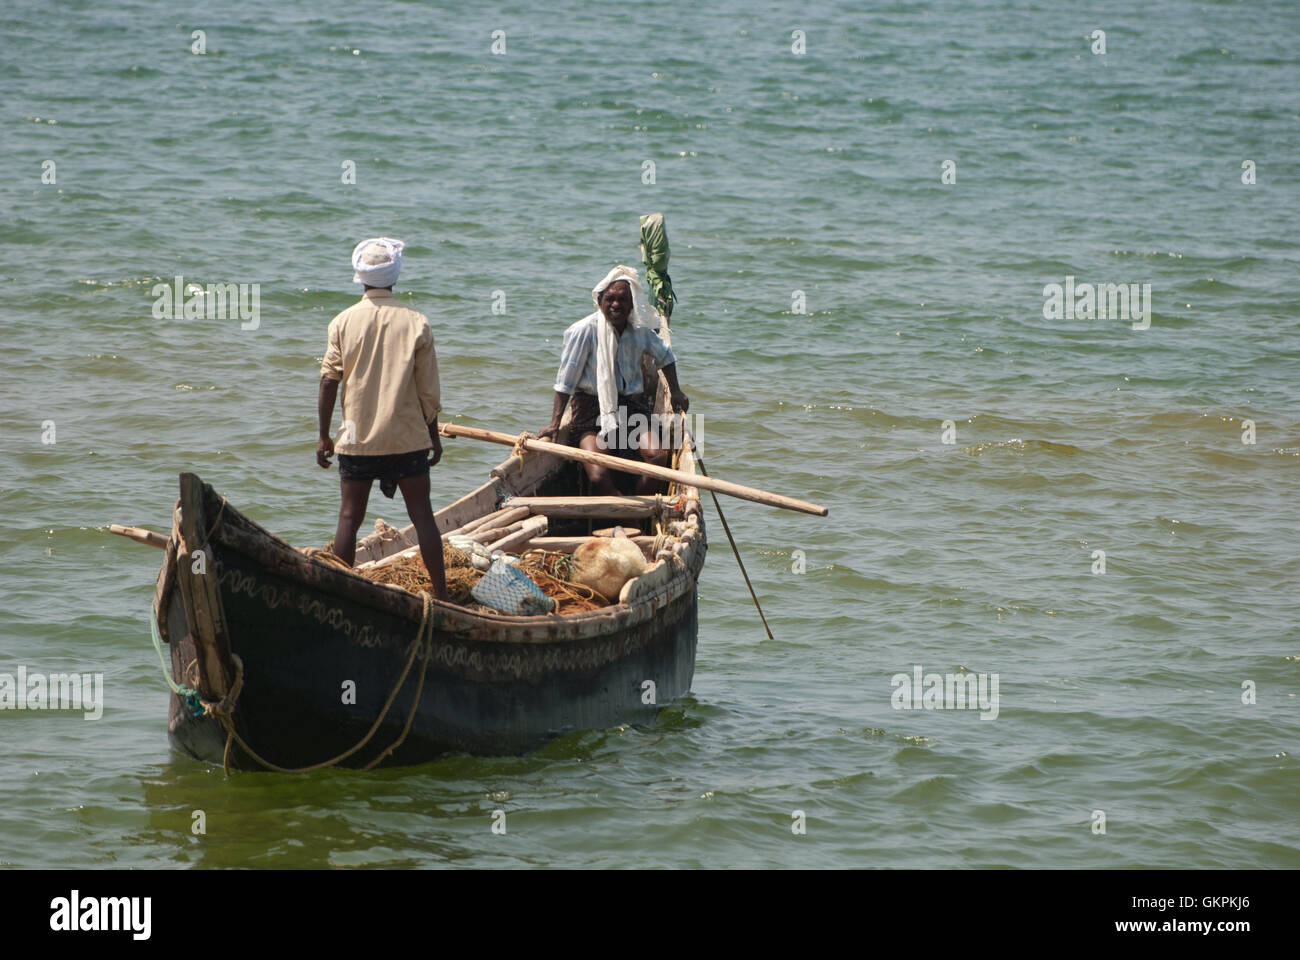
[{"left": 471, "top": 557, "right": 556, "bottom": 615}]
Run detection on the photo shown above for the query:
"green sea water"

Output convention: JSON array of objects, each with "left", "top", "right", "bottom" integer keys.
[{"left": 1, "top": 0, "right": 1297, "bottom": 868}]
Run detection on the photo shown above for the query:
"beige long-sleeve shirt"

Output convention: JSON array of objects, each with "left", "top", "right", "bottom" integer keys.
[{"left": 320, "top": 289, "right": 441, "bottom": 455}]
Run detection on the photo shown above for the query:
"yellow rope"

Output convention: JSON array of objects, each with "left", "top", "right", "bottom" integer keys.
[
  {"left": 298, "top": 546, "right": 352, "bottom": 570},
  {"left": 204, "top": 593, "right": 436, "bottom": 775},
  {"left": 512, "top": 430, "right": 536, "bottom": 463}
]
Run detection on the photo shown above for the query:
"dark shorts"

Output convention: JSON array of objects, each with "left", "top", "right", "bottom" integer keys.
[
  {"left": 338, "top": 449, "right": 429, "bottom": 499},
  {"left": 568, "top": 392, "right": 654, "bottom": 458}
]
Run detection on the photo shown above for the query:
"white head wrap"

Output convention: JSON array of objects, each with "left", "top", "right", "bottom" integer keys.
[
  {"left": 351, "top": 237, "right": 405, "bottom": 287},
  {"left": 590, "top": 265, "right": 654, "bottom": 441}
]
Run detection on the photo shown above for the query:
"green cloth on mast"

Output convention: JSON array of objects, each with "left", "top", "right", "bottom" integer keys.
[{"left": 639, "top": 212, "right": 677, "bottom": 320}]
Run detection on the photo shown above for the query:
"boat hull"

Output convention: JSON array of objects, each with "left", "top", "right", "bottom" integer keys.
[{"left": 165, "top": 547, "right": 697, "bottom": 766}]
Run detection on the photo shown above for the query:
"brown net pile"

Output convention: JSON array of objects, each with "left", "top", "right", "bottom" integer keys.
[
  {"left": 345, "top": 544, "right": 609, "bottom": 615},
  {"left": 360, "top": 543, "right": 482, "bottom": 605}
]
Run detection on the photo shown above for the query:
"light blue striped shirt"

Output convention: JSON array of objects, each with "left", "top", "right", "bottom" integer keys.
[{"left": 552, "top": 313, "right": 676, "bottom": 396}]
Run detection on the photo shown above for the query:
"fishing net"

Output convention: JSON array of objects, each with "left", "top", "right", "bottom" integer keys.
[
  {"left": 518, "top": 549, "right": 610, "bottom": 613},
  {"left": 361, "top": 542, "right": 481, "bottom": 605},
  {"left": 353, "top": 544, "right": 612, "bottom": 615}
]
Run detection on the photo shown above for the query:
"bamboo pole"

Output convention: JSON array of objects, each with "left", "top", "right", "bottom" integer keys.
[
  {"left": 488, "top": 515, "right": 549, "bottom": 554},
  {"left": 355, "top": 544, "right": 419, "bottom": 572},
  {"left": 474, "top": 518, "right": 531, "bottom": 545},
  {"left": 109, "top": 524, "right": 169, "bottom": 549},
  {"left": 440, "top": 423, "right": 828, "bottom": 517},
  {"left": 521, "top": 535, "right": 656, "bottom": 553},
  {"left": 500, "top": 495, "right": 679, "bottom": 519},
  {"left": 447, "top": 505, "right": 530, "bottom": 538}
]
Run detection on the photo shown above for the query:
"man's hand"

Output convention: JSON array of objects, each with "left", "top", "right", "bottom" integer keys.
[
  {"left": 428, "top": 423, "right": 443, "bottom": 467},
  {"left": 659, "top": 364, "right": 688, "bottom": 415},
  {"left": 316, "top": 435, "right": 334, "bottom": 468},
  {"left": 540, "top": 392, "right": 570, "bottom": 442}
]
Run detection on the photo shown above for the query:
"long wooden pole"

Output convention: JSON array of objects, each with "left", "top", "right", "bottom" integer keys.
[
  {"left": 440, "top": 422, "right": 828, "bottom": 517},
  {"left": 109, "top": 524, "right": 169, "bottom": 549}
]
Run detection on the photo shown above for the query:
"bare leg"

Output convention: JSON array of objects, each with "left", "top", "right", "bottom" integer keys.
[
  {"left": 578, "top": 432, "right": 618, "bottom": 496},
  {"left": 397, "top": 472, "right": 448, "bottom": 602},
  {"left": 333, "top": 479, "right": 372, "bottom": 567},
  {"left": 635, "top": 431, "right": 669, "bottom": 495}
]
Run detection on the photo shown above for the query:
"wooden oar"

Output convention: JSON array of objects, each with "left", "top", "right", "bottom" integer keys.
[
  {"left": 109, "top": 524, "right": 169, "bottom": 549},
  {"left": 440, "top": 422, "right": 828, "bottom": 517}
]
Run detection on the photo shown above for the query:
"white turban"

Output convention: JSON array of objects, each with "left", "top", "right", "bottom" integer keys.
[
  {"left": 591, "top": 264, "right": 654, "bottom": 330},
  {"left": 590, "top": 265, "right": 655, "bottom": 442},
  {"left": 351, "top": 237, "right": 405, "bottom": 287}
]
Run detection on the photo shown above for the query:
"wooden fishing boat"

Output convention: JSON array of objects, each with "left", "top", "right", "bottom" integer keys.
[
  {"left": 150, "top": 341, "right": 708, "bottom": 770},
  {"left": 126, "top": 218, "right": 826, "bottom": 771}
]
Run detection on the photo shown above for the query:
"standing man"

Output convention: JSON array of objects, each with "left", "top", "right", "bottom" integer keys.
[
  {"left": 539, "top": 265, "right": 688, "bottom": 495},
  {"left": 316, "top": 237, "right": 448, "bottom": 601}
]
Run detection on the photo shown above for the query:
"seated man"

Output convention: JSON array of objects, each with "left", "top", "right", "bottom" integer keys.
[{"left": 539, "top": 265, "right": 688, "bottom": 495}]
